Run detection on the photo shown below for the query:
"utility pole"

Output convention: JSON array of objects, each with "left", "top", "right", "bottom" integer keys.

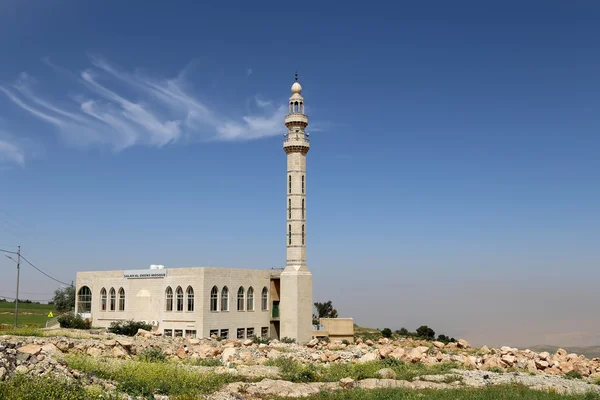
[{"left": 15, "top": 245, "right": 20, "bottom": 328}]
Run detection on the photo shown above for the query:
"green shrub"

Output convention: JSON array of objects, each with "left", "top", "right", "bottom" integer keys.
[
  {"left": 342, "top": 339, "right": 350, "bottom": 345},
  {"left": 280, "top": 336, "right": 296, "bottom": 344},
  {"left": 57, "top": 314, "right": 91, "bottom": 330},
  {"left": 185, "top": 357, "right": 223, "bottom": 367},
  {"left": 252, "top": 335, "right": 270, "bottom": 345},
  {"left": 108, "top": 320, "right": 152, "bottom": 336},
  {"left": 137, "top": 347, "right": 166, "bottom": 363},
  {"left": 381, "top": 328, "right": 392, "bottom": 338},
  {"left": 564, "top": 370, "right": 583, "bottom": 380},
  {"left": 487, "top": 366, "right": 504, "bottom": 373}
]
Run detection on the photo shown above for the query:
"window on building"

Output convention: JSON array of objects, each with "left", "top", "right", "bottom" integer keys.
[
  {"left": 77, "top": 286, "right": 92, "bottom": 313},
  {"left": 209, "top": 329, "right": 218, "bottom": 338},
  {"left": 221, "top": 286, "right": 229, "bottom": 311},
  {"left": 109, "top": 288, "right": 116, "bottom": 311},
  {"left": 288, "top": 175, "right": 291, "bottom": 194},
  {"left": 288, "top": 199, "right": 291, "bottom": 219},
  {"left": 246, "top": 327, "right": 254, "bottom": 338},
  {"left": 288, "top": 224, "right": 292, "bottom": 245},
  {"left": 186, "top": 286, "right": 194, "bottom": 312},
  {"left": 210, "top": 286, "right": 218, "bottom": 311},
  {"left": 237, "top": 287, "right": 245, "bottom": 311},
  {"left": 261, "top": 327, "right": 269, "bottom": 338},
  {"left": 185, "top": 330, "right": 196, "bottom": 338},
  {"left": 302, "top": 224, "right": 305, "bottom": 245},
  {"left": 176, "top": 286, "right": 184, "bottom": 311},
  {"left": 302, "top": 175, "right": 304, "bottom": 193},
  {"left": 247, "top": 287, "right": 254, "bottom": 311},
  {"left": 174, "top": 329, "right": 183, "bottom": 337},
  {"left": 100, "top": 288, "right": 107, "bottom": 311},
  {"left": 220, "top": 329, "right": 229, "bottom": 339},
  {"left": 118, "top": 287, "right": 125, "bottom": 311},
  {"left": 164, "top": 329, "right": 173, "bottom": 337},
  {"left": 261, "top": 287, "right": 268, "bottom": 311},
  {"left": 166, "top": 287, "right": 173, "bottom": 311},
  {"left": 237, "top": 328, "right": 245, "bottom": 339}
]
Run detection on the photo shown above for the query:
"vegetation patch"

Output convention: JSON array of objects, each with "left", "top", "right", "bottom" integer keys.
[
  {"left": 0, "top": 326, "right": 43, "bottom": 337},
  {"left": 64, "top": 354, "right": 238, "bottom": 398},
  {"left": 107, "top": 320, "right": 152, "bottom": 336},
  {"left": 57, "top": 314, "right": 91, "bottom": 330},
  {"left": 270, "top": 385, "right": 600, "bottom": 400},
  {"left": 0, "top": 374, "right": 119, "bottom": 400},
  {"left": 265, "top": 357, "right": 457, "bottom": 383}
]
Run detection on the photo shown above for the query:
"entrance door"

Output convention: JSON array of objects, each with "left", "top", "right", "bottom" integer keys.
[{"left": 272, "top": 301, "right": 280, "bottom": 318}]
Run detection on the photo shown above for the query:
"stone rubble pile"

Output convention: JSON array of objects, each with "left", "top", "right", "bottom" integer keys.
[{"left": 1, "top": 330, "right": 600, "bottom": 397}]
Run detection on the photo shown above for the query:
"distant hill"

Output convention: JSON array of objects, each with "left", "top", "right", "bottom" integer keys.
[{"left": 529, "top": 345, "right": 600, "bottom": 359}]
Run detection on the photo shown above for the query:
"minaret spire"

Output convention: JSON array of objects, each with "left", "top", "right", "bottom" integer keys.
[{"left": 280, "top": 74, "right": 313, "bottom": 344}]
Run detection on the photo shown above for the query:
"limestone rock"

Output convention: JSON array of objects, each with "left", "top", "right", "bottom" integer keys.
[
  {"left": 535, "top": 360, "right": 549, "bottom": 370},
  {"left": 357, "top": 352, "right": 378, "bottom": 363},
  {"left": 389, "top": 348, "right": 406, "bottom": 360},
  {"left": 378, "top": 345, "right": 394, "bottom": 359},
  {"left": 457, "top": 339, "right": 471, "bottom": 349},
  {"left": 339, "top": 377, "right": 355, "bottom": 388},
  {"left": 375, "top": 368, "right": 397, "bottom": 379},
  {"left": 432, "top": 341, "right": 445, "bottom": 349},
  {"left": 17, "top": 344, "right": 42, "bottom": 356},
  {"left": 501, "top": 354, "right": 516, "bottom": 366},
  {"left": 242, "top": 339, "right": 253, "bottom": 347},
  {"left": 86, "top": 347, "right": 103, "bottom": 357},
  {"left": 307, "top": 338, "right": 319, "bottom": 348},
  {"left": 112, "top": 345, "right": 128, "bottom": 358},
  {"left": 176, "top": 346, "right": 187, "bottom": 359},
  {"left": 222, "top": 347, "right": 237, "bottom": 362},
  {"left": 365, "top": 340, "right": 374, "bottom": 346},
  {"left": 479, "top": 345, "right": 491, "bottom": 355}
]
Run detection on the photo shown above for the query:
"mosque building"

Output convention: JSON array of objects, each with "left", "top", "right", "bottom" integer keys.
[{"left": 75, "top": 75, "right": 313, "bottom": 342}]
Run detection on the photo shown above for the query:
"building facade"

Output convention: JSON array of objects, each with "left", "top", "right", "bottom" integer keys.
[{"left": 74, "top": 76, "right": 314, "bottom": 343}]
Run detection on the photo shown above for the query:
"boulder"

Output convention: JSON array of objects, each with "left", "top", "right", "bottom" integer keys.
[
  {"left": 307, "top": 338, "right": 319, "bottom": 348},
  {"left": 222, "top": 347, "right": 237, "bottom": 362},
  {"left": 17, "top": 344, "right": 42, "bottom": 356},
  {"left": 535, "top": 360, "right": 549, "bottom": 370},
  {"left": 432, "top": 341, "right": 445, "bottom": 349},
  {"left": 339, "top": 377, "right": 355, "bottom": 389},
  {"left": 457, "top": 339, "right": 470, "bottom": 349},
  {"left": 479, "top": 345, "right": 491, "bottom": 355},
  {"left": 112, "top": 345, "right": 129, "bottom": 358},
  {"left": 176, "top": 346, "right": 187, "bottom": 359},
  {"left": 242, "top": 339, "right": 253, "bottom": 347},
  {"left": 375, "top": 368, "right": 397, "bottom": 379},
  {"left": 136, "top": 329, "right": 152, "bottom": 338},
  {"left": 538, "top": 352, "right": 550, "bottom": 361},
  {"left": 86, "top": 347, "right": 103, "bottom": 357},
  {"left": 389, "top": 348, "right": 406, "bottom": 360},
  {"left": 328, "top": 353, "right": 341, "bottom": 362},
  {"left": 357, "top": 352, "right": 378, "bottom": 363},
  {"left": 378, "top": 345, "right": 394, "bottom": 359},
  {"left": 365, "top": 340, "right": 374, "bottom": 346},
  {"left": 501, "top": 354, "right": 516, "bottom": 366}
]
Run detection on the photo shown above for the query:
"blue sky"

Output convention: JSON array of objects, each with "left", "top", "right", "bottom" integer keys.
[{"left": 0, "top": 1, "right": 599, "bottom": 347}]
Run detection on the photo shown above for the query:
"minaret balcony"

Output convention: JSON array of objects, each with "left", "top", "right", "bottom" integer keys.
[
  {"left": 283, "top": 139, "right": 310, "bottom": 154},
  {"left": 285, "top": 114, "right": 308, "bottom": 126}
]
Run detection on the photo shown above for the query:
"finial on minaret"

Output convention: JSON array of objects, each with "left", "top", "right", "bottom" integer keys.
[{"left": 295, "top": 71, "right": 298, "bottom": 81}]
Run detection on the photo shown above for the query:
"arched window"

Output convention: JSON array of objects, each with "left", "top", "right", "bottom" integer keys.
[
  {"left": 210, "top": 286, "right": 218, "bottom": 312},
  {"left": 247, "top": 287, "right": 254, "bottom": 311},
  {"left": 118, "top": 288, "right": 125, "bottom": 311},
  {"left": 176, "top": 286, "right": 184, "bottom": 311},
  {"left": 109, "top": 288, "right": 116, "bottom": 311},
  {"left": 237, "top": 286, "right": 245, "bottom": 311},
  {"left": 302, "top": 175, "right": 304, "bottom": 194},
  {"left": 261, "top": 287, "right": 268, "bottom": 311},
  {"left": 288, "top": 199, "right": 292, "bottom": 219},
  {"left": 221, "top": 286, "right": 229, "bottom": 311},
  {"left": 186, "top": 286, "right": 194, "bottom": 312},
  {"left": 302, "top": 199, "right": 305, "bottom": 219},
  {"left": 77, "top": 286, "right": 92, "bottom": 313},
  {"left": 288, "top": 224, "right": 292, "bottom": 245},
  {"left": 302, "top": 224, "right": 305, "bottom": 245},
  {"left": 100, "top": 288, "right": 107, "bottom": 311},
  {"left": 165, "top": 287, "right": 173, "bottom": 311},
  {"left": 288, "top": 175, "right": 291, "bottom": 194}
]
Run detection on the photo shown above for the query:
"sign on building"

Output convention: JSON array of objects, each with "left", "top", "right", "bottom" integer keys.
[{"left": 124, "top": 270, "right": 167, "bottom": 279}]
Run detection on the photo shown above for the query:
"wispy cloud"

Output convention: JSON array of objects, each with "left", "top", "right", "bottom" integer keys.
[
  {"left": 0, "top": 135, "right": 25, "bottom": 167},
  {"left": 0, "top": 56, "right": 286, "bottom": 152},
  {"left": 246, "top": 68, "right": 253, "bottom": 76}
]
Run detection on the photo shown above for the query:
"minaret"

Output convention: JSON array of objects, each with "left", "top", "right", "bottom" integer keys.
[{"left": 279, "top": 73, "right": 313, "bottom": 343}]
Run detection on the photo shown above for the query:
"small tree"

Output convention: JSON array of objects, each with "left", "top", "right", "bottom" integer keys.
[
  {"left": 381, "top": 328, "right": 392, "bottom": 338},
  {"left": 416, "top": 325, "right": 435, "bottom": 340},
  {"left": 396, "top": 327, "right": 409, "bottom": 336},
  {"left": 437, "top": 334, "right": 449, "bottom": 343},
  {"left": 53, "top": 286, "right": 75, "bottom": 313},
  {"left": 312, "top": 301, "right": 338, "bottom": 325}
]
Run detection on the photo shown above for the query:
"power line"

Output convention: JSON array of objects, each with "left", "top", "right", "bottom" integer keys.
[
  {"left": 19, "top": 255, "right": 71, "bottom": 287},
  {"left": 0, "top": 247, "right": 19, "bottom": 255}
]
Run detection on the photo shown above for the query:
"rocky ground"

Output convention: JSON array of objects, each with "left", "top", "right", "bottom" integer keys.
[{"left": 1, "top": 329, "right": 600, "bottom": 399}]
